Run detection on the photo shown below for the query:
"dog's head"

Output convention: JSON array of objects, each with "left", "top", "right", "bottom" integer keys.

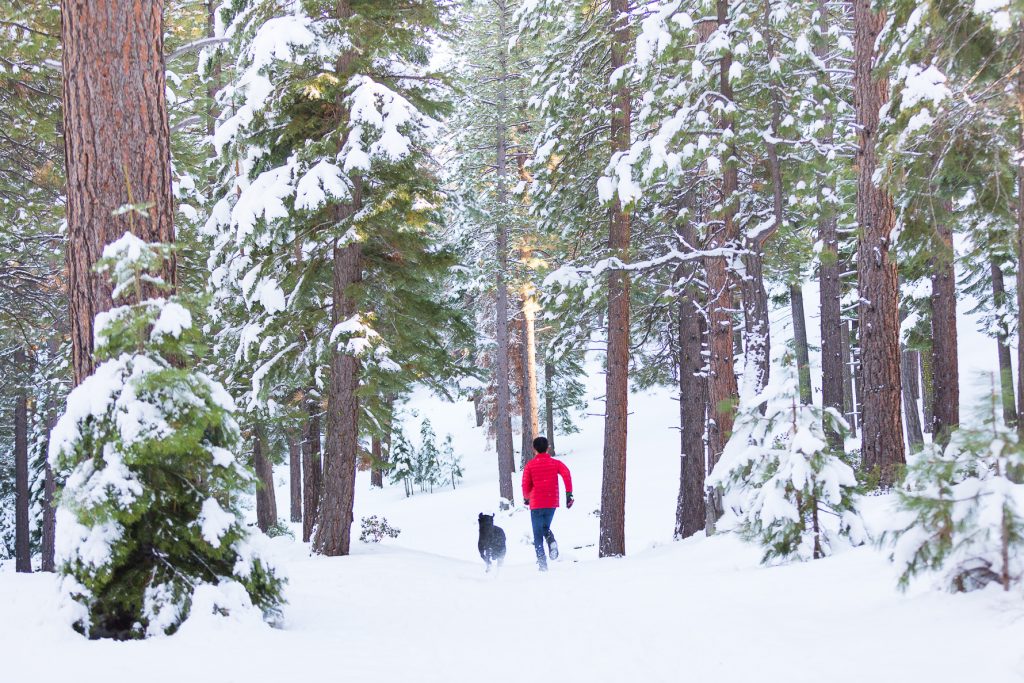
[{"left": 478, "top": 513, "right": 495, "bottom": 529}]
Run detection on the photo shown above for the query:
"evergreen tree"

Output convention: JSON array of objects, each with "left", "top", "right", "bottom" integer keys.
[
  {"left": 890, "top": 388, "right": 1024, "bottom": 592},
  {"left": 709, "top": 356, "right": 866, "bottom": 563},
  {"left": 49, "top": 235, "right": 284, "bottom": 639}
]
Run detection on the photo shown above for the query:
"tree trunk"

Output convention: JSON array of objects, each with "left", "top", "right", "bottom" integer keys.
[
  {"left": 599, "top": 0, "right": 632, "bottom": 559},
  {"left": 704, "top": 0, "right": 740, "bottom": 527},
  {"left": 841, "top": 319, "right": 857, "bottom": 437},
  {"left": 920, "top": 350, "right": 934, "bottom": 433},
  {"left": 40, "top": 338, "right": 59, "bottom": 572},
  {"left": 544, "top": 361, "right": 556, "bottom": 454},
  {"left": 473, "top": 393, "right": 485, "bottom": 428},
  {"left": 301, "top": 406, "right": 322, "bottom": 543},
  {"left": 816, "top": 0, "right": 844, "bottom": 450},
  {"left": 314, "top": 0, "right": 363, "bottom": 556},
  {"left": 253, "top": 422, "right": 277, "bottom": 533},
  {"left": 675, "top": 220, "right": 707, "bottom": 540},
  {"left": 740, "top": 250, "right": 770, "bottom": 397},
  {"left": 791, "top": 283, "right": 813, "bottom": 405},
  {"left": 853, "top": 0, "right": 905, "bottom": 485},
  {"left": 930, "top": 220, "right": 959, "bottom": 444},
  {"left": 1017, "top": 51, "right": 1024, "bottom": 435},
  {"left": 61, "top": 0, "right": 175, "bottom": 385},
  {"left": 519, "top": 288, "right": 540, "bottom": 467},
  {"left": 370, "top": 435, "right": 384, "bottom": 488},
  {"left": 901, "top": 347, "right": 924, "bottom": 453},
  {"left": 314, "top": 239, "right": 362, "bottom": 556},
  {"left": 991, "top": 260, "right": 1017, "bottom": 426},
  {"left": 14, "top": 349, "right": 31, "bottom": 573},
  {"left": 493, "top": 1, "right": 517, "bottom": 506},
  {"left": 289, "top": 430, "right": 302, "bottom": 522}
]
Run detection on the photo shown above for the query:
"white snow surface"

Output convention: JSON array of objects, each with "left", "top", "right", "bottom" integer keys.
[
  {"left": 6, "top": 363, "right": 1024, "bottom": 680},
  {"left": 7, "top": 294, "right": 1024, "bottom": 680}
]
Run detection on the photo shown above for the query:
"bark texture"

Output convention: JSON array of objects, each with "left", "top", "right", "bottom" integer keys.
[
  {"left": 253, "top": 423, "right": 278, "bottom": 533},
  {"left": 841, "top": 320, "right": 857, "bottom": 436},
  {"left": 544, "top": 361, "right": 556, "bottom": 454},
  {"left": 61, "top": 0, "right": 175, "bottom": 385},
  {"left": 519, "top": 288, "right": 540, "bottom": 467},
  {"left": 15, "top": 349, "right": 31, "bottom": 573},
  {"left": 901, "top": 347, "right": 924, "bottom": 453},
  {"left": 289, "top": 431, "right": 302, "bottom": 521},
  {"left": 791, "top": 284, "right": 813, "bottom": 405},
  {"left": 706, "top": 0, "right": 739, "bottom": 485},
  {"left": 370, "top": 435, "right": 384, "bottom": 489},
  {"left": 991, "top": 260, "right": 1017, "bottom": 426},
  {"left": 493, "top": 0, "right": 517, "bottom": 505},
  {"left": 930, "top": 221, "right": 959, "bottom": 444},
  {"left": 815, "top": 0, "right": 843, "bottom": 450},
  {"left": 301, "top": 407, "right": 322, "bottom": 543},
  {"left": 599, "top": 0, "right": 632, "bottom": 559},
  {"left": 314, "top": 240, "right": 362, "bottom": 556},
  {"left": 675, "top": 221, "right": 707, "bottom": 540},
  {"left": 853, "top": 0, "right": 905, "bottom": 485}
]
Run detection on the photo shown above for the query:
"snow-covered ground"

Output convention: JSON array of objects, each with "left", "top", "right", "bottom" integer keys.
[{"left": 3, "top": 363, "right": 1024, "bottom": 682}]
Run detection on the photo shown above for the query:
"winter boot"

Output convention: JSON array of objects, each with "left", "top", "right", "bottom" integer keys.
[{"left": 546, "top": 530, "right": 559, "bottom": 561}]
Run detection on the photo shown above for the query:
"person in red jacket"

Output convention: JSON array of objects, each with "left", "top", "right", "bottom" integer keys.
[{"left": 522, "top": 436, "right": 573, "bottom": 571}]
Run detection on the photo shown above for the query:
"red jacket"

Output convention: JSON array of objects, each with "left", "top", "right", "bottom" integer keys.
[{"left": 522, "top": 453, "right": 573, "bottom": 510}]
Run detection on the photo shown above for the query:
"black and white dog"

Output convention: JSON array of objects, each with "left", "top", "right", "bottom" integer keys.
[{"left": 477, "top": 513, "right": 507, "bottom": 572}]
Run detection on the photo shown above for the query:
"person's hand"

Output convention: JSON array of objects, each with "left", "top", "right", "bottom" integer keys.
[
  {"left": 566, "top": 492, "right": 574, "bottom": 509},
  {"left": 524, "top": 498, "right": 529, "bottom": 507}
]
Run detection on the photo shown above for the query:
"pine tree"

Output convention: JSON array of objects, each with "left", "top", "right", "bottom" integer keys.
[
  {"left": 709, "top": 356, "right": 865, "bottom": 563},
  {"left": 49, "top": 235, "right": 284, "bottom": 639},
  {"left": 890, "top": 387, "right": 1024, "bottom": 592}
]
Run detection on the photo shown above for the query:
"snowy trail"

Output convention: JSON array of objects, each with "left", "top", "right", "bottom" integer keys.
[
  {"left": 4, "top": 368, "right": 1024, "bottom": 682},
  {"left": 4, "top": 529, "right": 1023, "bottom": 683}
]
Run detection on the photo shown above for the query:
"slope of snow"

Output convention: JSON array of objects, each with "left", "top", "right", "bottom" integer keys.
[{"left": 2, "top": 373, "right": 1023, "bottom": 682}]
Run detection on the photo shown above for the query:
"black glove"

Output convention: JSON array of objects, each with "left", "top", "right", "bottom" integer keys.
[
  {"left": 524, "top": 498, "right": 529, "bottom": 506},
  {"left": 566, "top": 492, "right": 574, "bottom": 509}
]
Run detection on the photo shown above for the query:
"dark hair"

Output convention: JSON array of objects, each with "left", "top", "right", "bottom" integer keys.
[{"left": 533, "top": 436, "right": 549, "bottom": 453}]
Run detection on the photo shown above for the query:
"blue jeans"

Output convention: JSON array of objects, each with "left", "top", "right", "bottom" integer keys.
[{"left": 531, "top": 508, "right": 556, "bottom": 569}]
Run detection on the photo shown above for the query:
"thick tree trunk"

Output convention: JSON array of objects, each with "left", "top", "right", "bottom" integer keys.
[
  {"left": 841, "top": 320, "right": 857, "bottom": 437},
  {"left": 599, "top": 0, "right": 632, "bottom": 559},
  {"left": 519, "top": 288, "right": 540, "bottom": 467},
  {"left": 493, "top": 2, "right": 517, "bottom": 506},
  {"left": 791, "top": 284, "right": 813, "bottom": 405},
  {"left": 991, "top": 260, "right": 1017, "bottom": 426},
  {"left": 61, "top": 0, "right": 175, "bottom": 385},
  {"left": 675, "top": 221, "right": 708, "bottom": 540},
  {"left": 314, "top": 0, "right": 363, "bottom": 555},
  {"left": 14, "top": 349, "right": 31, "bottom": 573},
  {"left": 314, "top": 240, "right": 362, "bottom": 556},
  {"left": 544, "top": 361, "right": 556, "bottom": 454},
  {"left": 930, "top": 221, "right": 959, "bottom": 444},
  {"left": 901, "top": 347, "right": 924, "bottom": 453},
  {"left": 704, "top": 0, "right": 740, "bottom": 528},
  {"left": 253, "top": 423, "right": 277, "bottom": 533},
  {"left": 289, "top": 431, "right": 302, "bottom": 521},
  {"left": 853, "top": 0, "right": 905, "bottom": 485},
  {"left": 301, "top": 406, "right": 322, "bottom": 543}
]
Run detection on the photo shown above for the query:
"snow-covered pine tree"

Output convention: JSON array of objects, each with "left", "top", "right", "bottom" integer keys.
[
  {"left": 708, "top": 356, "right": 865, "bottom": 563},
  {"left": 50, "top": 234, "right": 284, "bottom": 639},
  {"left": 389, "top": 431, "right": 416, "bottom": 498},
  {"left": 205, "top": 0, "right": 468, "bottom": 555},
  {"left": 889, "top": 387, "right": 1024, "bottom": 592},
  {"left": 440, "top": 434, "right": 464, "bottom": 490}
]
